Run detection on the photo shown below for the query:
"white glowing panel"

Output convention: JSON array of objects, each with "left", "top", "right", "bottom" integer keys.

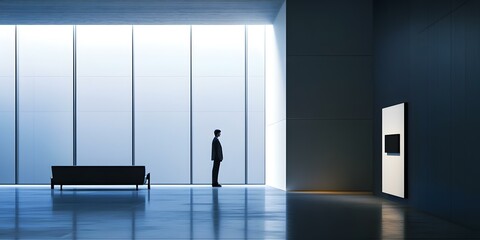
[
  {"left": 0, "top": 26, "right": 16, "bottom": 183},
  {"left": 17, "top": 25, "right": 74, "bottom": 183},
  {"left": 247, "top": 25, "right": 265, "bottom": 184},
  {"left": 382, "top": 103, "right": 406, "bottom": 198},
  {"left": 76, "top": 25, "right": 132, "bottom": 166},
  {"left": 265, "top": 2, "right": 286, "bottom": 191},
  {"left": 192, "top": 25, "right": 245, "bottom": 184},
  {"left": 134, "top": 25, "right": 190, "bottom": 183}
]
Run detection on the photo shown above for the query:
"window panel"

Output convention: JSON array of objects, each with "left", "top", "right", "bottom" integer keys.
[
  {"left": 133, "top": 26, "right": 191, "bottom": 183},
  {"left": 17, "top": 26, "right": 73, "bottom": 183},
  {"left": 192, "top": 25, "right": 245, "bottom": 184},
  {"left": 76, "top": 26, "right": 132, "bottom": 166},
  {"left": 247, "top": 26, "right": 265, "bottom": 184},
  {"left": 0, "top": 26, "right": 15, "bottom": 183}
]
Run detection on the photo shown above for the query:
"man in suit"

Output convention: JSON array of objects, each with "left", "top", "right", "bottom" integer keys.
[{"left": 211, "top": 129, "right": 223, "bottom": 187}]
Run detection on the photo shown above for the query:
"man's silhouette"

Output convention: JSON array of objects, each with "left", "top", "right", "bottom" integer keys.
[{"left": 211, "top": 129, "right": 223, "bottom": 187}]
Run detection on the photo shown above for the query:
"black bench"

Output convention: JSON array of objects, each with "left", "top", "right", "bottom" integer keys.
[{"left": 51, "top": 166, "right": 150, "bottom": 190}]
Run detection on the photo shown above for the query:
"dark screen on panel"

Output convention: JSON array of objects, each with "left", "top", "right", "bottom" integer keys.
[{"left": 385, "top": 134, "right": 400, "bottom": 153}]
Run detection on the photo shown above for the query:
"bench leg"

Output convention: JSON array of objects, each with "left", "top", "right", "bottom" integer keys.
[
  {"left": 60, "top": 185, "right": 63, "bottom": 191},
  {"left": 50, "top": 178, "right": 54, "bottom": 190},
  {"left": 136, "top": 185, "right": 138, "bottom": 191},
  {"left": 147, "top": 173, "right": 151, "bottom": 190}
]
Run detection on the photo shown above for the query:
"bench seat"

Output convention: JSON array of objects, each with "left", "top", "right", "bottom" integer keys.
[{"left": 51, "top": 166, "right": 150, "bottom": 190}]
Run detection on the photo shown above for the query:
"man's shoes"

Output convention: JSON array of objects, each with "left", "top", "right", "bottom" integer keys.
[{"left": 212, "top": 184, "right": 222, "bottom": 187}]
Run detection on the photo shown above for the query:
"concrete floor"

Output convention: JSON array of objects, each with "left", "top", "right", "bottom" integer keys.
[{"left": 0, "top": 186, "right": 478, "bottom": 239}]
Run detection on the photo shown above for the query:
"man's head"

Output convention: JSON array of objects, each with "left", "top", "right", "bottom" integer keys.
[{"left": 214, "top": 129, "right": 221, "bottom": 137}]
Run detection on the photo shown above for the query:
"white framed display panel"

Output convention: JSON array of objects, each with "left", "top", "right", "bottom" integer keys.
[{"left": 382, "top": 102, "right": 406, "bottom": 198}]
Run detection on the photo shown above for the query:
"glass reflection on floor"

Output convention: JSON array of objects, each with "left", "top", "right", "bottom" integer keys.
[
  {"left": 381, "top": 202, "right": 405, "bottom": 239},
  {"left": 0, "top": 186, "right": 286, "bottom": 239},
  {"left": 1, "top": 186, "right": 477, "bottom": 239}
]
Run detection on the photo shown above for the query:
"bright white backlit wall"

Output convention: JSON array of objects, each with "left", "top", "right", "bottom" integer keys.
[
  {"left": 382, "top": 103, "right": 406, "bottom": 198},
  {"left": 0, "top": 26, "right": 16, "bottom": 183},
  {"left": 0, "top": 25, "right": 265, "bottom": 184},
  {"left": 265, "top": 2, "right": 287, "bottom": 190},
  {"left": 18, "top": 26, "right": 74, "bottom": 183}
]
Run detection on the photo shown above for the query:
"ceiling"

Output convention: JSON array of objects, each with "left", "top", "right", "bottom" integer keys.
[{"left": 0, "top": 0, "right": 284, "bottom": 25}]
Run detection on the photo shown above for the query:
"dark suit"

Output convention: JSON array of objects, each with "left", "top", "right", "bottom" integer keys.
[{"left": 211, "top": 137, "right": 223, "bottom": 185}]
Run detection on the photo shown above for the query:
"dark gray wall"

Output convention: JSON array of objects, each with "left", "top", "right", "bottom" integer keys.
[
  {"left": 286, "top": 0, "right": 373, "bottom": 190},
  {"left": 374, "top": 0, "right": 480, "bottom": 229}
]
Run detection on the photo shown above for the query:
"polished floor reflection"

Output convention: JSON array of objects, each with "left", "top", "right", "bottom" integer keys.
[{"left": 0, "top": 186, "right": 478, "bottom": 239}]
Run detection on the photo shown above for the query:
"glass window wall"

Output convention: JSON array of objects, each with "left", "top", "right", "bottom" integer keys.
[{"left": 0, "top": 25, "right": 265, "bottom": 184}]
